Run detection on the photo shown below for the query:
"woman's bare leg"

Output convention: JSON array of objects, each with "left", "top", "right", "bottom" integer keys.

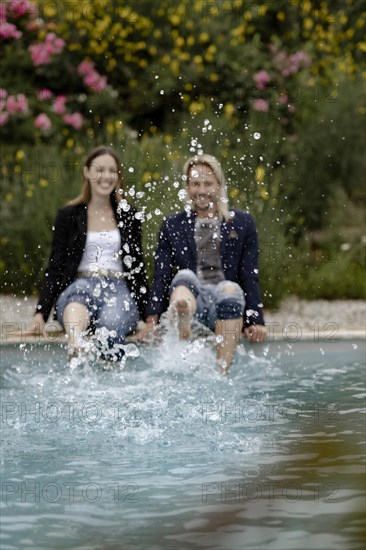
[{"left": 63, "top": 302, "right": 90, "bottom": 355}]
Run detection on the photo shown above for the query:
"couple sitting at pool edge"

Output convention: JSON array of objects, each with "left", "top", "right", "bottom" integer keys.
[{"left": 32, "top": 147, "right": 266, "bottom": 374}]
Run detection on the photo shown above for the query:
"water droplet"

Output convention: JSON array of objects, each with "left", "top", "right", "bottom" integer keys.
[{"left": 253, "top": 132, "right": 261, "bottom": 140}]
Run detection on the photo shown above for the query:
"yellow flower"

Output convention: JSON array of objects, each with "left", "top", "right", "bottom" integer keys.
[
  {"left": 276, "top": 12, "right": 285, "bottom": 21},
  {"left": 14, "top": 165, "right": 21, "bottom": 174},
  {"left": 199, "top": 32, "right": 210, "bottom": 43},
  {"left": 189, "top": 101, "right": 205, "bottom": 114},
  {"left": 164, "top": 134, "right": 173, "bottom": 144},
  {"left": 170, "top": 60, "right": 179, "bottom": 75},
  {"left": 107, "top": 58, "right": 117, "bottom": 71},
  {"left": 210, "top": 73, "right": 219, "bottom": 82},
  {"left": 43, "top": 3, "right": 57, "bottom": 17},
  {"left": 170, "top": 14, "right": 180, "bottom": 26},
  {"left": 142, "top": 172, "right": 151, "bottom": 183},
  {"left": 224, "top": 103, "right": 235, "bottom": 116},
  {"left": 149, "top": 125, "right": 157, "bottom": 134},
  {"left": 255, "top": 167, "right": 265, "bottom": 182},
  {"left": 259, "top": 188, "right": 269, "bottom": 200},
  {"left": 5, "top": 193, "right": 13, "bottom": 202},
  {"left": 153, "top": 171, "right": 160, "bottom": 179},
  {"left": 66, "top": 138, "right": 74, "bottom": 148},
  {"left": 193, "top": 55, "right": 202, "bottom": 65},
  {"left": 39, "top": 179, "right": 48, "bottom": 188},
  {"left": 230, "top": 188, "right": 239, "bottom": 199},
  {"left": 26, "top": 190, "right": 33, "bottom": 198},
  {"left": 15, "top": 150, "right": 25, "bottom": 161}
]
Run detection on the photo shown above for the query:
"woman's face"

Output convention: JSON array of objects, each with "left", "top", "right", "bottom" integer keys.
[{"left": 84, "top": 154, "right": 119, "bottom": 199}]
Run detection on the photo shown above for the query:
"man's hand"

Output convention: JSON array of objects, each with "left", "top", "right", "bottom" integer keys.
[
  {"left": 135, "top": 315, "right": 160, "bottom": 343},
  {"left": 244, "top": 324, "right": 267, "bottom": 342}
]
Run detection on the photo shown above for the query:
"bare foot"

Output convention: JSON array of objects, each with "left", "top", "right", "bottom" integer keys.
[
  {"left": 67, "top": 346, "right": 82, "bottom": 363},
  {"left": 217, "top": 359, "right": 230, "bottom": 376},
  {"left": 174, "top": 299, "right": 192, "bottom": 340}
]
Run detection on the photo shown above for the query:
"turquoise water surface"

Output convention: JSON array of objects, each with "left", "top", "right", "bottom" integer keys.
[{"left": 1, "top": 334, "right": 365, "bottom": 550}]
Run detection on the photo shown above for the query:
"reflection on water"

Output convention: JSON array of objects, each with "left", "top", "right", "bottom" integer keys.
[{"left": 1, "top": 336, "right": 365, "bottom": 550}]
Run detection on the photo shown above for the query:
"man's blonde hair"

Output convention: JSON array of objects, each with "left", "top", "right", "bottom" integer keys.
[{"left": 182, "top": 154, "right": 231, "bottom": 221}]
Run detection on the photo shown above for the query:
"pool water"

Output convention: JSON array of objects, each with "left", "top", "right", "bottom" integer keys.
[{"left": 1, "top": 333, "right": 365, "bottom": 550}]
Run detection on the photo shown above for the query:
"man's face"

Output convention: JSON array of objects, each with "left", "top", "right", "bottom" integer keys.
[{"left": 187, "top": 163, "right": 221, "bottom": 216}]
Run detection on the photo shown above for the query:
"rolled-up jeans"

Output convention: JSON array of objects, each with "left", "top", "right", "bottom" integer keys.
[
  {"left": 170, "top": 269, "right": 245, "bottom": 331},
  {"left": 56, "top": 276, "right": 139, "bottom": 359}
]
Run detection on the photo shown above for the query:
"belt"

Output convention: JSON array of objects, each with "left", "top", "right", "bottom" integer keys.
[{"left": 77, "top": 269, "right": 125, "bottom": 280}]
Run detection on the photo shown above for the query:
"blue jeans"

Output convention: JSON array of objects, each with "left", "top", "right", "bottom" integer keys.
[
  {"left": 56, "top": 276, "right": 139, "bottom": 358},
  {"left": 170, "top": 269, "right": 245, "bottom": 331}
]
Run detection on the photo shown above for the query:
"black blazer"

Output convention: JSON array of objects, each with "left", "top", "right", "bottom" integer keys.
[
  {"left": 147, "top": 209, "right": 265, "bottom": 327},
  {"left": 36, "top": 197, "right": 148, "bottom": 322}
]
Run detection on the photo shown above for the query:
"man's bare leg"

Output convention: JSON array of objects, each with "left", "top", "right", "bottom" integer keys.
[
  {"left": 215, "top": 318, "right": 243, "bottom": 375},
  {"left": 169, "top": 286, "right": 197, "bottom": 339},
  {"left": 63, "top": 302, "right": 90, "bottom": 357}
]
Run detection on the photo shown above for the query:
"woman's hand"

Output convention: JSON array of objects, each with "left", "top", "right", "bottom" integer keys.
[
  {"left": 243, "top": 324, "right": 267, "bottom": 342},
  {"left": 30, "top": 312, "right": 46, "bottom": 335}
]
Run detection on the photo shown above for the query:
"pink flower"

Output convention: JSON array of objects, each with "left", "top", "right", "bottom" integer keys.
[
  {"left": 53, "top": 95, "right": 67, "bottom": 114},
  {"left": 0, "top": 3, "right": 6, "bottom": 23},
  {"left": 253, "top": 99, "right": 269, "bottom": 112},
  {"left": 64, "top": 112, "right": 83, "bottom": 129},
  {"left": 6, "top": 94, "right": 28, "bottom": 114},
  {"left": 10, "top": 0, "right": 37, "bottom": 18},
  {"left": 77, "top": 60, "right": 95, "bottom": 76},
  {"left": 274, "top": 50, "right": 311, "bottom": 77},
  {"left": 0, "top": 88, "right": 7, "bottom": 100},
  {"left": 15, "top": 93, "right": 28, "bottom": 113},
  {"left": 29, "top": 33, "right": 65, "bottom": 66},
  {"left": 253, "top": 70, "right": 271, "bottom": 91},
  {"left": 0, "top": 112, "right": 9, "bottom": 126},
  {"left": 30, "top": 43, "right": 52, "bottom": 65},
  {"left": 83, "top": 71, "right": 107, "bottom": 92},
  {"left": 37, "top": 88, "right": 53, "bottom": 101},
  {"left": 278, "top": 92, "right": 288, "bottom": 105},
  {"left": 0, "top": 21, "right": 22, "bottom": 40},
  {"left": 78, "top": 61, "right": 108, "bottom": 91},
  {"left": 34, "top": 113, "right": 52, "bottom": 130},
  {"left": 45, "top": 32, "right": 65, "bottom": 53}
]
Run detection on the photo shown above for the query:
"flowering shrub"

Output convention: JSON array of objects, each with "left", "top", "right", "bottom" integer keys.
[
  {"left": 0, "top": 0, "right": 117, "bottom": 143},
  {"left": 1, "top": 0, "right": 365, "bottom": 300}
]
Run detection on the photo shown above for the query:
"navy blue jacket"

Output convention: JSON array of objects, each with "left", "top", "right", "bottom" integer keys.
[
  {"left": 147, "top": 210, "right": 265, "bottom": 326},
  {"left": 36, "top": 197, "right": 148, "bottom": 322}
]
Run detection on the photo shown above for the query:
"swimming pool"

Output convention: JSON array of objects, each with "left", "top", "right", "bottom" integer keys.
[{"left": 1, "top": 334, "right": 365, "bottom": 549}]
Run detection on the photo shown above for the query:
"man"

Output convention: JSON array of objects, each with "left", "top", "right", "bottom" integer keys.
[{"left": 140, "top": 154, "right": 266, "bottom": 374}]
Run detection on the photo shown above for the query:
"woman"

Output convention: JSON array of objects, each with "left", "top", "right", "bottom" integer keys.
[{"left": 32, "top": 145, "right": 148, "bottom": 361}]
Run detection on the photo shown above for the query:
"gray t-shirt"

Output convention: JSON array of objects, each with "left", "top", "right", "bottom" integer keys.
[{"left": 194, "top": 217, "right": 225, "bottom": 284}]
